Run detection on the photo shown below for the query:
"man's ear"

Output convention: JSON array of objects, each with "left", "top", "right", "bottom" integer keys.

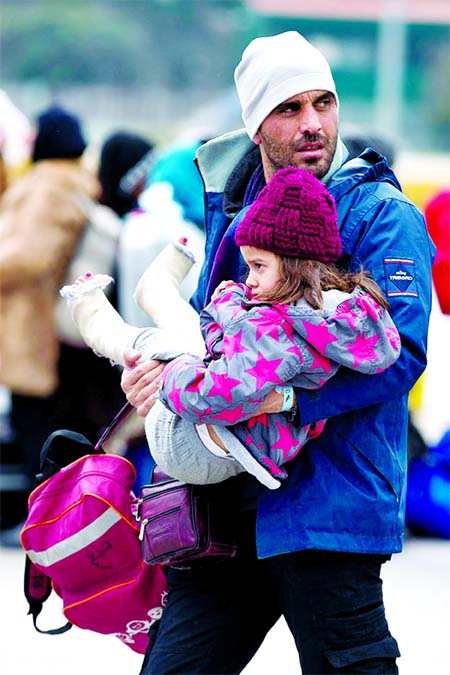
[{"left": 253, "top": 131, "right": 262, "bottom": 146}]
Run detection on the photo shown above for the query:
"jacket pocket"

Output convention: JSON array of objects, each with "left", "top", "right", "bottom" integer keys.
[
  {"left": 334, "top": 405, "right": 404, "bottom": 502},
  {"left": 325, "top": 634, "right": 400, "bottom": 670}
]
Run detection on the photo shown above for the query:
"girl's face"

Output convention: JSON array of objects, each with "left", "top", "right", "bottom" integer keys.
[{"left": 240, "top": 246, "right": 282, "bottom": 301}]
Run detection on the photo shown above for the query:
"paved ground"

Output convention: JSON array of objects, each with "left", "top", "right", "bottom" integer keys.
[{"left": 2, "top": 536, "right": 449, "bottom": 675}]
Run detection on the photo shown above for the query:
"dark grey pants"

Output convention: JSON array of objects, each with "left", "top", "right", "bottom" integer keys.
[{"left": 140, "top": 511, "right": 400, "bottom": 674}]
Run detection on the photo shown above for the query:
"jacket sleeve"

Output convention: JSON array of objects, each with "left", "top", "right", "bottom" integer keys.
[
  {"left": 158, "top": 305, "right": 303, "bottom": 426},
  {"left": 295, "top": 289, "right": 401, "bottom": 377},
  {"left": 296, "top": 196, "right": 435, "bottom": 426}
]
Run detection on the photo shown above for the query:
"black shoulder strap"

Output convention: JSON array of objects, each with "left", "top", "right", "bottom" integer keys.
[{"left": 24, "top": 556, "right": 72, "bottom": 635}]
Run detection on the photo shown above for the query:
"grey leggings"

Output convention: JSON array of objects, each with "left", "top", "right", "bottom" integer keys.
[{"left": 144, "top": 401, "right": 244, "bottom": 484}]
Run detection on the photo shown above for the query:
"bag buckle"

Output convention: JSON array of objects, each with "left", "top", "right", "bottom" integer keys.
[{"left": 138, "top": 518, "right": 149, "bottom": 542}]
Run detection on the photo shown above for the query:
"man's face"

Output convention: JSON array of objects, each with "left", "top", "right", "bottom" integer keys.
[{"left": 253, "top": 90, "right": 339, "bottom": 181}]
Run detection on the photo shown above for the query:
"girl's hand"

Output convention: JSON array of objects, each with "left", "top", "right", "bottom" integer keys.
[{"left": 211, "top": 280, "right": 235, "bottom": 300}]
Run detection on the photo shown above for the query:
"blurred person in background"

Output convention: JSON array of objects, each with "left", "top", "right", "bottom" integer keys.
[
  {"left": 95, "top": 130, "right": 155, "bottom": 313},
  {"left": 0, "top": 89, "right": 33, "bottom": 184},
  {"left": 402, "top": 187, "right": 450, "bottom": 541},
  {"left": 342, "top": 128, "right": 396, "bottom": 167},
  {"left": 117, "top": 138, "right": 206, "bottom": 328},
  {"left": 424, "top": 188, "right": 450, "bottom": 317},
  {"left": 122, "top": 31, "right": 435, "bottom": 675},
  {"left": 89, "top": 129, "right": 159, "bottom": 486},
  {"left": 0, "top": 148, "right": 7, "bottom": 196},
  {"left": 98, "top": 130, "right": 155, "bottom": 219},
  {"left": 0, "top": 105, "right": 122, "bottom": 545},
  {"left": 104, "top": 133, "right": 207, "bottom": 489}
]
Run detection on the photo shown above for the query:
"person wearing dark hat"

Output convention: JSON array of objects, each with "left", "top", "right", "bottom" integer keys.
[
  {"left": 121, "top": 32, "right": 434, "bottom": 675},
  {"left": 98, "top": 131, "right": 154, "bottom": 217},
  {"left": 31, "top": 104, "right": 87, "bottom": 162},
  {"left": 0, "top": 104, "right": 122, "bottom": 545}
]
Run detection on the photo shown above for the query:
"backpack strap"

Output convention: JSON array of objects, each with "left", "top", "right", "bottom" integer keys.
[
  {"left": 24, "top": 557, "right": 72, "bottom": 635},
  {"left": 94, "top": 400, "right": 134, "bottom": 450}
]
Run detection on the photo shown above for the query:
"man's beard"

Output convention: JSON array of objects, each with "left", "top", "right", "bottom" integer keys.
[{"left": 261, "top": 132, "right": 337, "bottom": 180}]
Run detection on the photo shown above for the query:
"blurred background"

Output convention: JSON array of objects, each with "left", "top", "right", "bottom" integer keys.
[
  {"left": 2, "top": 0, "right": 449, "bottom": 200},
  {"left": 1, "top": 1, "right": 449, "bottom": 673}
]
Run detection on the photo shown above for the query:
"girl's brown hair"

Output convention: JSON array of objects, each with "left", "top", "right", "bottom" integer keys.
[{"left": 262, "top": 257, "right": 389, "bottom": 310}]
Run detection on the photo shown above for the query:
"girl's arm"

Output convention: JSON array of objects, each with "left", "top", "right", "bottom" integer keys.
[
  {"left": 293, "top": 288, "right": 401, "bottom": 379},
  {"left": 295, "top": 198, "right": 434, "bottom": 426},
  {"left": 158, "top": 306, "right": 302, "bottom": 425}
]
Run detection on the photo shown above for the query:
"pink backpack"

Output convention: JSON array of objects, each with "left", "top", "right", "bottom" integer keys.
[{"left": 20, "top": 403, "right": 168, "bottom": 654}]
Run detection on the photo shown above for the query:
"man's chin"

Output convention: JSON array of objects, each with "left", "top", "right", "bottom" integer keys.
[{"left": 285, "top": 154, "right": 326, "bottom": 177}]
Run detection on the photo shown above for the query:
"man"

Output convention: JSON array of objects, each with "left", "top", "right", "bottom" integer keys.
[{"left": 122, "top": 32, "right": 435, "bottom": 674}]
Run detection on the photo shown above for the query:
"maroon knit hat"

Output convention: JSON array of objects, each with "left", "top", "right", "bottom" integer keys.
[{"left": 235, "top": 166, "right": 342, "bottom": 261}]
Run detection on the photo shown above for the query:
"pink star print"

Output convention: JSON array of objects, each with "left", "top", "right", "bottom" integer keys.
[
  {"left": 222, "top": 330, "right": 249, "bottom": 361},
  {"left": 346, "top": 334, "right": 380, "bottom": 368},
  {"left": 385, "top": 326, "right": 401, "bottom": 352},
  {"left": 247, "top": 315, "right": 281, "bottom": 342},
  {"left": 244, "top": 432, "right": 264, "bottom": 450},
  {"left": 336, "top": 299, "right": 357, "bottom": 330},
  {"left": 247, "top": 413, "right": 270, "bottom": 429},
  {"left": 355, "top": 294, "right": 380, "bottom": 321},
  {"left": 244, "top": 352, "right": 284, "bottom": 389},
  {"left": 286, "top": 344, "right": 304, "bottom": 363},
  {"left": 167, "top": 383, "right": 187, "bottom": 414},
  {"left": 185, "top": 366, "right": 207, "bottom": 392},
  {"left": 308, "top": 349, "right": 333, "bottom": 374},
  {"left": 218, "top": 289, "right": 235, "bottom": 304},
  {"left": 260, "top": 456, "right": 288, "bottom": 479},
  {"left": 209, "top": 403, "right": 247, "bottom": 425},
  {"left": 302, "top": 319, "right": 339, "bottom": 353},
  {"left": 208, "top": 371, "right": 241, "bottom": 403},
  {"left": 271, "top": 421, "right": 300, "bottom": 461}
]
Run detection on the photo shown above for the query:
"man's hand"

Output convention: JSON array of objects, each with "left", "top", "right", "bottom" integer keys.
[
  {"left": 121, "top": 348, "right": 167, "bottom": 417},
  {"left": 254, "top": 387, "right": 286, "bottom": 415}
]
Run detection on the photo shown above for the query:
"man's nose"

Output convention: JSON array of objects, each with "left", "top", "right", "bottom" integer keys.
[{"left": 298, "top": 107, "right": 322, "bottom": 135}]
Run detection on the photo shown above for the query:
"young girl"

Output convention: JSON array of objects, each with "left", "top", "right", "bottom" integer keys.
[{"left": 61, "top": 167, "right": 401, "bottom": 489}]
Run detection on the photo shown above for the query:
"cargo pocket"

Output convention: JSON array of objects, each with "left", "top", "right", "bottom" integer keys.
[{"left": 324, "top": 635, "right": 400, "bottom": 673}]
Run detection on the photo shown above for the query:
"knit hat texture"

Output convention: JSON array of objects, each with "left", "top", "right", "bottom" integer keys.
[
  {"left": 32, "top": 105, "right": 87, "bottom": 162},
  {"left": 234, "top": 167, "right": 342, "bottom": 262},
  {"left": 234, "top": 31, "right": 338, "bottom": 140}
]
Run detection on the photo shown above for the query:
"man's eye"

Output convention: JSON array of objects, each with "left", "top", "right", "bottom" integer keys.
[
  {"left": 276, "top": 102, "right": 299, "bottom": 114},
  {"left": 316, "top": 97, "right": 332, "bottom": 109}
]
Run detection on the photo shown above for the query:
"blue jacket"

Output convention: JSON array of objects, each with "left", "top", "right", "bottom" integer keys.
[{"left": 194, "top": 129, "right": 435, "bottom": 557}]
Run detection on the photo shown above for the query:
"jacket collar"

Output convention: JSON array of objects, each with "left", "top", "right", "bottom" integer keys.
[
  {"left": 327, "top": 148, "right": 402, "bottom": 199},
  {"left": 196, "top": 130, "right": 401, "bottom": 217}
]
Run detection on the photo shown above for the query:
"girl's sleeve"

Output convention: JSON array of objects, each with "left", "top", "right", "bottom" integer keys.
[
  {"left": 296, "top": 197, "right": 435, "bottom": 426},
  {"left": 296, "top": 289, "right": 401, "bottom": 376},
  {"left": 158, "top": 305, "right": 304, "bottom": 426}
]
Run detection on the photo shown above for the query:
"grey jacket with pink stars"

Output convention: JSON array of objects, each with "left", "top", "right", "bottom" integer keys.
[{"left": 159, "top": 282, "right": 400, "bottom": 479}]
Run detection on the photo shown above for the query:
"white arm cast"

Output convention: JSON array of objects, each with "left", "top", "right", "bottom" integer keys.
[
  {"left": 69, "top": 285, "right": 141, "bottom": 366},
  {"left": 134, "top": 241, "right": 204, "bottom": 356}
]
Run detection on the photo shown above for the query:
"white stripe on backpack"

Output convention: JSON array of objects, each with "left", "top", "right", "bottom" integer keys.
[{"left": 24, "top": 508, "right": 121, "bottom": 567}]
